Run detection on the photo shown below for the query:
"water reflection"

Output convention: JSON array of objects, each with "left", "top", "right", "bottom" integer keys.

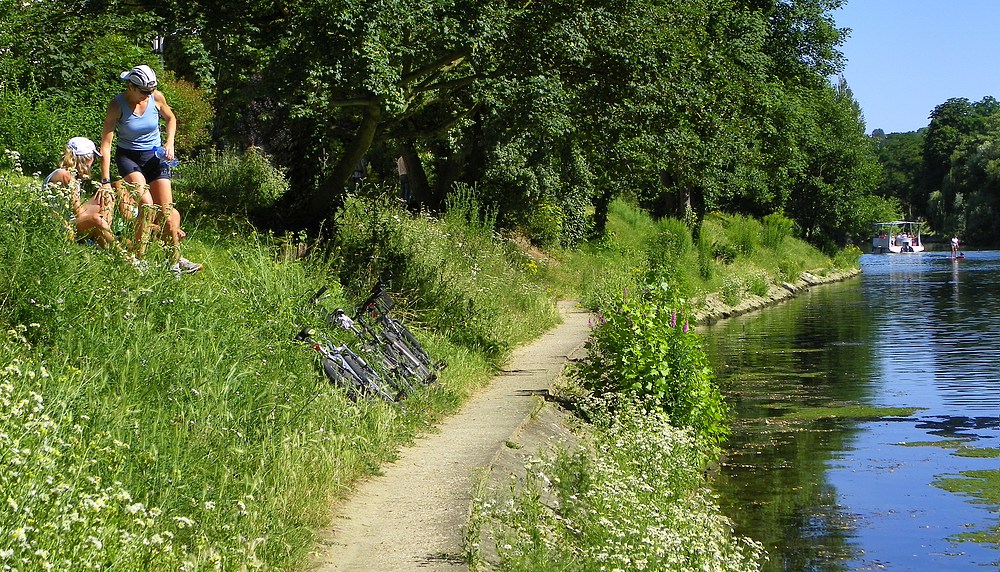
[{"left": 702, "top": 251, "right": 1000, "bottom": 571}]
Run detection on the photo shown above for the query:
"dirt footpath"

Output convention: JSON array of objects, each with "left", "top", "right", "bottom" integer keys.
[{"left": 311, "top": 300, "right": 592, "bottom": 572}]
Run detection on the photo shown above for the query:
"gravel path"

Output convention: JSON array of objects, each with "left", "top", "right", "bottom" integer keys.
[{"left": 311, "top": 301, "right": 592, "bottom": 572}]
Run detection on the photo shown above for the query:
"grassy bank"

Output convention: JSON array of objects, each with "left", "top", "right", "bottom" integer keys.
[
  {"left": 2, "top": 162, "right": 856, "bottom": 570},
  {"left": 466, "top": 205, "right": 859, "bottom": 571}
]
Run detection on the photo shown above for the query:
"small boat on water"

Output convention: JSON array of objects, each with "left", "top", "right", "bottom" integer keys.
[{"left": 871, "top": 221, "right": 925, "bottom": 254}]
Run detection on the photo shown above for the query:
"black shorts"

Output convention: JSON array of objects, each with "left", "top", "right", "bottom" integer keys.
[{"left": 115, "top": 147, "right": 170, "bottom": 183}]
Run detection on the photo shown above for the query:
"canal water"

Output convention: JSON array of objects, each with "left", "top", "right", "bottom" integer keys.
[{"left": 702, "top": 251, "right": 1000, "bottom": 571}]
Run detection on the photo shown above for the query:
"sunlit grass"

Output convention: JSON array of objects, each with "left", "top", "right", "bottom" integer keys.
[
  {"left": 2, "top": 164, "right": 854, "bottom": 571},
  {"left": 0, "top": 175, "right": 546, "bottom": 570}
]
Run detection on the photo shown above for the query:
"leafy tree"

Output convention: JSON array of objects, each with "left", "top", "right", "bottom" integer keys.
[
  {"left": 934, "top": 114, "right": 1000, "bottom": 245},
  {"left": 921, "top": 97, "right": 1000, "bottom": 236},
  {"left": 873, "top": 130, "right": 925, "bottom": 220},
  {"left": 0, "top": 0, "right": 191, "bottom": 172},
  {"left": 783, "top": 77, "right": 881, "bottom": 247}
]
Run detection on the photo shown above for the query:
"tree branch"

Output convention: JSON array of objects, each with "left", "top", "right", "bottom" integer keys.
[
  {"left": 399, "top": 47, "right": 472, "bottom": 87},
  {"left": 384, "top": 103, "right": 481, "bottom": 140},
  {"left": 412, "top": 75, "right": 477, "bottom": 94},
  {"left": 328, "top": 97, "right": 380, "bottom": 109}
]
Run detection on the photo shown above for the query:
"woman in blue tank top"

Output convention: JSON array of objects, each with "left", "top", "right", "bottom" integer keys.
[{"left": 98, "top": 64, "right": 201, "bottom": 274}]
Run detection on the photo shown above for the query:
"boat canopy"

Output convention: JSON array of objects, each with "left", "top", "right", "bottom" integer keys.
[{"left": 872, "top": 221, "right": 922, "bottom": 229}]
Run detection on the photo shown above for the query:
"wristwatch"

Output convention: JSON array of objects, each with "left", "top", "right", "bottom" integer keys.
[{"left": 100, "top": 178, "right": 110, "bottom": 184}]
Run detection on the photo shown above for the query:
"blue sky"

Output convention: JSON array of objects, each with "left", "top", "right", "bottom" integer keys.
[{"left": 833, "top": 1, "right": 1000, "bottom": 134}]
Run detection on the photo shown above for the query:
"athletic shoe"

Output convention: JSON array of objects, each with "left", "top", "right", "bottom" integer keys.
[{"left": 174, "top": 257, "right": 204, "bottom": 274}]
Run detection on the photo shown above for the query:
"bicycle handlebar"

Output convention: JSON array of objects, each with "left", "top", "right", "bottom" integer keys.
[{"left": 311, "top": 286, "right": 329, "bottom": 304}]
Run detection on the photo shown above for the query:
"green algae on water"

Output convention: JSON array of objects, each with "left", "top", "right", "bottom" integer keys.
[
  {"left": 781, "top": 405, "right": 919, "bottom": 422},
  {"left": 934, "top": 458, "right": 1000, "bottom": 546}
]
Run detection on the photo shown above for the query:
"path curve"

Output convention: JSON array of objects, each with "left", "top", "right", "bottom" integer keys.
[{"left": 312, "top": 300, "right": 592, "bottom": 571}]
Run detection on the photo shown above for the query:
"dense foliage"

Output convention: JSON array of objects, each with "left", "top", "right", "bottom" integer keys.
[
  {"left": 0, "top": 0, "right": 886, "bottom": 249},
  {"left": 871, "top": 96, "right": 1000, "bottom": 246},
  {"left": 2, "top": 142, "right": 852, "bottom": 569},
  {"left": 470, "top": 398, "right": 764, "bottom": 571},
  {"left": 575, "top": 288, "right": 729, "bottom": 445},
  {"left": 0, "top": 170, "right": 557, "bottom": 570}
]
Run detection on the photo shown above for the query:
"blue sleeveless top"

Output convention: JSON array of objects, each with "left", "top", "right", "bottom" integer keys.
[{"left": 115, "top": 93, "right": 162, "bottom": 151}]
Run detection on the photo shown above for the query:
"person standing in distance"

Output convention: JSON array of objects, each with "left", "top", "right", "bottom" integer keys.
[{"left": 98, "top": 64, "right": 201, "bottom": 274}]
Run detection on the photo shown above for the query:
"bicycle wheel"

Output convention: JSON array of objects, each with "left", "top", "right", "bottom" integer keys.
[
  {"left": 380, "top": 329, "right": 435, "bottom": 384},
  {"left": 371, "top": 341, "right": 418, "bottom": 394},
  {"left": 381, "top": 315, "right": 443, "bottom": 372},
  {"left": 341, "top": 348, "right": 399, "bottom": 402},
  {"left": 323, "top": 356, "right": 364, "bottom": 401}
]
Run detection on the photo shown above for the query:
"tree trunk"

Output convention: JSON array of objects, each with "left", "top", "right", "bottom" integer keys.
[
  {"left": 593, "top": 188, "right": 613, "bottom": 237},
  {"left": 301, "top": 103, "right": 382, "bottom": 231},
  {"left": 400, "top": 142, "right": 429, "bottom": 212}
]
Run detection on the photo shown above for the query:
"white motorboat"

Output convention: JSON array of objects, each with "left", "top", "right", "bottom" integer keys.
[{"left": 871, "top": 221, "right": 925, "bottom": 253}]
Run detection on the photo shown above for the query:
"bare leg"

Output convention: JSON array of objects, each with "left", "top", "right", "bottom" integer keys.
[
  {"left": 75, "top": 208, "right": 114, "bottom": 249},
  {"left": 149, "top": 178, "right": 180, "bottom": 264},
  {"left": 122, "top": 173, "right": 153, "bottom": 258}
]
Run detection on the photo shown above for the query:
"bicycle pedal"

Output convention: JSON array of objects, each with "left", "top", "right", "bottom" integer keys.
[{"left": 434, "top": 360, "right": 448, "bottom": 371}]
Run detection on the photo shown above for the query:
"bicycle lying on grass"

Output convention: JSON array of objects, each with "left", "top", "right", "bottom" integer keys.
[
  {"left": 295, "top": 281, "right": 446, "bottom": 402},
  {"left": 349, "top": 279, "right": 447, "bottom": 384},
  {"left": 294, "top": 325, "right": 401, "bottom": 403}
]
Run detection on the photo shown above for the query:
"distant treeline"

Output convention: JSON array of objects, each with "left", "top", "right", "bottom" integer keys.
[
  {"left": 873, "top": 96, "right": 1000, "bottom": 246},
  {"left": 1, "top": 0, "right": 893, "bottom": 250}
]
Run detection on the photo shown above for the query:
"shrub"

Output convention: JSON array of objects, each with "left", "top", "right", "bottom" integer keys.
[
  {"left": 713, "top": 242, "right": 738, "bottom": 264},
  {"left": 0, "top": 89, "right": 92, "bottom": 175},
  {"left": 574, "top": 287, "right": 729, "bottom": 445},
  {"left": 720, "top": 274, "right": 744, "bottom": 306},
  {"left": 748, "top": 270, "right": 770, "bottom": 297},
  {"left": 524, "top": 201, "right": 564, "bottom": 249},
  {"left": 728, "top": 214, "right": 760, "bottom": 257},
  {"left": 445, "top": 183, "right": 498, "bottom": 238},
  {"left": 173, "top": 147, "right": 289, "bottom": 222},
  {"left": 832, "top": 245, "right": 862, "bottom": 269},
  {"left": 158, "top": 72, "right": 214, "bottom": 154},
  {"left": 761, "top": 212, "right": 794, "bottom": 249},
  {"left": 777, "top": 257, "right": 802, "bottom": 283},
  {"left": 470, "top": 397, "right": 763, "bottom": 571},
  {"left": 644, "top": 218, "right": 698, "bottom": 298},
  {"left": 697, "top": 231, "right": 714, "bottom": 280}
]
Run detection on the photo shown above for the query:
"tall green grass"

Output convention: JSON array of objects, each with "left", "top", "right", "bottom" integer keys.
[
  {"left": 547, "top": 200, "right": 846, "bottom": 320},
  {"left": 3, "top": 156, "right": 856, "bottom": 571},
  {"left": 0, "top": 172, "right": 555, "bottom": 570}
]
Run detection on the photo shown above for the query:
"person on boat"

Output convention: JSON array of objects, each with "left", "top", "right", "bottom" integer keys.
[{"left": 951, "top": 236, "right": 960, "bottom": 256}]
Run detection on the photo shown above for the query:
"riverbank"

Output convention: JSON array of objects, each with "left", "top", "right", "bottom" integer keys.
[
  {"left": 468, "top": 265, "right": 859, "bottom": 570},
  {"left": 692, "top": 267, "right": 862, "bottom": 324}
]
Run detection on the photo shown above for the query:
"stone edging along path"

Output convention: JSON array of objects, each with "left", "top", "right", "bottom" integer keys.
[
  {"left": 310, "top": 267, "right": 861, "bottom": 571},
  {"left": 691, "top": 267, "right": 861, "bottom": 324}
]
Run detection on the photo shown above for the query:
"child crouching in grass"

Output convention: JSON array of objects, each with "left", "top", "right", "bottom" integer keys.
[{"left": 41, "top": 136, "right": 202, "bottom": 274}]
